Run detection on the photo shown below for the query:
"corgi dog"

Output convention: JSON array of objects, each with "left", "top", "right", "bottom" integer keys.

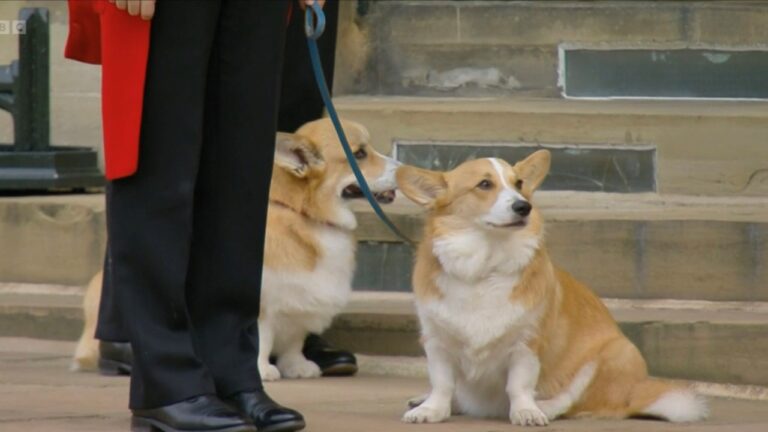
[
  {"left": 396, "top": 150, "right": 707, "bottom": 426},
  {"left": 73, "top": 118, "right": 400, "bottom": 381}
]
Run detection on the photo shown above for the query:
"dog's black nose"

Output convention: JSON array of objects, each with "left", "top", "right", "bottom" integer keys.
[{"left": 511, "top": 200, "right": 532, "bottom": 217}]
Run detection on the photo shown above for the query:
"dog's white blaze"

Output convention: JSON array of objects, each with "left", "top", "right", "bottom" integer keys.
[
  {"left": 483, "top": 158, "right": 527, "bottom": 227},
  {"left": 368, "top": 155, "right": 401, "bottom": 192},
  {"left": 488, "top": 158, "right": 512, "bottom": 189}
]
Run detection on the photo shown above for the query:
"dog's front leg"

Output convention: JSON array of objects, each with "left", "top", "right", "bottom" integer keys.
[
  {"left": 507, "top": 343, "right": 548, "bottom": 426},
  {"left": 402, "top": 339, "right": 454, "bottom": 424},
  {"left": 257, "top": 318, "right": 281, "bottom": 381}
]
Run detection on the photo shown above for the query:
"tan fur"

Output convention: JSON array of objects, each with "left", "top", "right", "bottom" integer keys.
[
  {"left": 71, "top": 272, "right": 102, "bottom": 371},
  {"left": 400, "top": 151, "right": 706, "bottom": 423}
]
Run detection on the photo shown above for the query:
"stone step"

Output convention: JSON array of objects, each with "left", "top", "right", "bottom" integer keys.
[
  {"left": 335, "top": 96, "right": 768, "bottom": 197},
  {"left": 337, "top": 0, "right": 768, "bottom": 97},
  {"left": 350, "top": 192, "right": 768, "bottom": 301},
  {"left": 1, "top": 192, "right": 766, "bottom": 301},
  {"left": 332, "top": 292, "right": 768, "bottom": 387},
  {"left": 3, "top": 285, "right": 768, "bottom": 387}
]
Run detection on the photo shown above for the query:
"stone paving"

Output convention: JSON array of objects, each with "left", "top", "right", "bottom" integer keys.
[{"left": 2, "top": 337, "right": 768, "bottom": 432}]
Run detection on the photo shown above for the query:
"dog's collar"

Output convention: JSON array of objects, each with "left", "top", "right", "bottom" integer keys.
[{"left": 268, "top": 199, "right": 351, "bottom": 232}]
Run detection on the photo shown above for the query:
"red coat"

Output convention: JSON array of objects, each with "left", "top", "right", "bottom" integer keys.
[
  {"left": 66, "top": 1, "right": 294, "bottom": 179},
  {"left": 65, "top": 0, "right": 150, "bottom": 179}
]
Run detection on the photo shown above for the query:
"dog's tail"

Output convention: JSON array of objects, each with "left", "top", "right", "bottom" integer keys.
[
  {"left": 71, "top": 272, "right": 102, "bottom": 372},
  {"left": 627, "top": 378, "right": 708, "bottom": 423}
]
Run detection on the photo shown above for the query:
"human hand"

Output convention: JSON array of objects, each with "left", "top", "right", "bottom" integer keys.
[
  {"left": 109, "top": 0, "right": 156, "bottom": 20},
  {"left": 299, "top": 0, "right": 326, "bottom": 10}
]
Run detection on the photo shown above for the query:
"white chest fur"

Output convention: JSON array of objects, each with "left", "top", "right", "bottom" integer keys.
[
  {"left": 432, "top": 228, "right": 539, "bottom": 281},
  {"left": 261, "top": 225, "right": 355, "bottom": 318},
  {"left": 419, "top": 230, "right": 542, "bottom": 380}
]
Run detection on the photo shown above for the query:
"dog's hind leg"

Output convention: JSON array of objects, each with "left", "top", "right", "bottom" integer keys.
[{"left": 536, "top": 361, "right": 597, "bottom": 421}]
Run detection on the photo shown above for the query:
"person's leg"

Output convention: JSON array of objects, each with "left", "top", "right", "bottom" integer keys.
[
  {"left": 96, "top": 199, "right": 133, "bottom": 376},
  {"left": 108, "top": 0, "right": 221, "bottom": 410},
  {"left": 183, "top": 0, "right": 285, "bottom": 397},
  {"left": 95, "top": 238, "right": 126, "bottom": 343},
  {"left": 184, "top": 2, "right": 304, "bottom": 430},
  {"left": 278, "top": 0, "right": 339, "bottom": 133}
]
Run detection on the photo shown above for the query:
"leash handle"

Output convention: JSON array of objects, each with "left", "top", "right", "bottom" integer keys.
[
  {"left": 304, "top": 4, "right": 415, "bottom": 246},
  {"left": 304, "top": 2, "right": 326, "bottom": 40}
]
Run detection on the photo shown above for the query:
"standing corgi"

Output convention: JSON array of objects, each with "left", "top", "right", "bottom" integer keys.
[
  {"left": 258, "top": 118, "right": 399, "bottom": 380},
  {"left": 397, "top": 150, "right": 707, "bottom": 426}
]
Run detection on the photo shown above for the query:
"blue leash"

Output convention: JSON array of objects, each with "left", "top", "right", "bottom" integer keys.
[{"left": 305, "top": 3, "right": 415, "bottom": 246}]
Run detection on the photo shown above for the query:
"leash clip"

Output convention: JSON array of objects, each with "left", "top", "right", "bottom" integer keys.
[{"left": 304, "top": 2, "right": 326, "bottom": 40}]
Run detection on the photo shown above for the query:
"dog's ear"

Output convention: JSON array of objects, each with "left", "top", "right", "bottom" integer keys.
[
  {"left": 513, "top": 150, "right": 551, "bottom": 194},
  {"left": 396, "top": 165, "right": 447, "bottom": 207},
  {"left": 274, "top": 132, "right": 325, "bottom": 178}
]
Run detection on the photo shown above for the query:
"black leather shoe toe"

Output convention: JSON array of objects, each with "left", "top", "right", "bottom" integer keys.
[
  {"left": 302, "top": 334, "right": 357, "bottom": 377},
  {"left": 131, "top": 395, "right": 255, "bottom": 432},
  {"left": 226, "top": 390, "right": 305, "bottom": 432},
  {"left": 99, "top": 341, "right": 133, "bottom": 376}
]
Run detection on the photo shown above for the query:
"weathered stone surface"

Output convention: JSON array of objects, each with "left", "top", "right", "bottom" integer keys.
[
  {"left": 375, "top": 44, "right": 558, "bottom": 97},
  {"left": 339, "top": 1, "right": 768, "bottom": 97},
  {"left": 456, "top": 1, "right": 686, "bottom": 45},
  {"left": 0, "top": 195, "right": 106, "bottom": 286},
  {"left": 2, "top": 191, "right": 767, "bottom": 301},
  {"left": 692, "top": 5, "right": 768, "bottom": 45},
  {"left": 336, "top": 96, "right": 768, "bottom": 196},
  {"left": 5, "top": 291, "right": 768, "bottom": 386},
  {"left": 3, "top": 337, "right": 768, "bottom": 431}
]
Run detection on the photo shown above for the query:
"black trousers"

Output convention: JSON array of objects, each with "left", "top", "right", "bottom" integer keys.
[
  {"left": 97, "top": 1, "right": 339, "bottom": 343},
  {"left": 98, "top": 0, "right": 289, "bottom": 409},
  {"left": 277, "top": 0, "right": 338, "bottom": 132}
]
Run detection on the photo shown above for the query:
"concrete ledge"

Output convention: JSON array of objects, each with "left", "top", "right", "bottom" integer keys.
[
  {"left": 322, "top": 293, "right": 768, "bottom": 387},
  {"left": 355, "top": 354, "right": 768, "bottom": 402},
  {"left": 3, "top": 287, "right": 768, "bottom": 386},
  {"left": 2, "top": 192, "right": 767, "bottom": 300},
  {"left": 335, "top": 96, "right": 768, "bottom": 197}
]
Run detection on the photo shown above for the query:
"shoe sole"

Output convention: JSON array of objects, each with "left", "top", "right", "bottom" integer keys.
[
  {"left": 131, "top": 416, "right": 256, "bottom": 432},
  {"left": 258, "top": 419, "right": 306, "bottom": 432},
  {"left": 321, "top": 363, "right": 358, "bottom": 377},
  {"left": 99, "top": 358, "right": 132, "bottom": 376}
]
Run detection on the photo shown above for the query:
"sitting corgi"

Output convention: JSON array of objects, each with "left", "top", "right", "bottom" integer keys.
[
  {"left": 397, "top": 150, "right": 707, "bottom": 426},
  {"left": 73, "top": 118, "right": 399, "bottom": 381}
]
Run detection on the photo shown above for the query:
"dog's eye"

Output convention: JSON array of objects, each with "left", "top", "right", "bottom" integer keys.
[
  {"left": 477, "top": 179, "right": 493, "bottom": 190},
  {"left": 515, "top": 179, "right": 523, "bottom": 190},
  {"left": 354, "top": 148, "right": 367, "bottom": 160}
]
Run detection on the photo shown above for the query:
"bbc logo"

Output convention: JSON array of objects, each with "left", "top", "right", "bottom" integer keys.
[{"left": 0, "top": 20, "right": 27, "bottom": 35}]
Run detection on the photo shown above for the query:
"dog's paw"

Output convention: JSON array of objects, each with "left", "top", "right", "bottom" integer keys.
[
  {"left": 510, "top": 407, "right": 549, "bottom": 427},
  {"left": 402, "top": 405, "right": 450, "bottom": 424},
  {"left": 278, "top": 358, "right": 322, "bottom": 379},
  {"left": 259, "top": 364, "right": 282, "bottom": 381}
]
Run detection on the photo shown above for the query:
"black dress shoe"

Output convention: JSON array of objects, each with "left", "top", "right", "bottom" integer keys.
[
  {"left": 302, "top": 334, "right": 357, "bottom": 376},
  {"left": 99, "top": 341, "right": 133, "bottom": 376},
  {"left": 131, "top": 395, "right": 256, "bottom": 432},
  {"left": 226, "top": 390, "right": 305, "bottom": 432}
]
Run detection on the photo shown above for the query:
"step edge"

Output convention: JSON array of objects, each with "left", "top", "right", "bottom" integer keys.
[{"left": 356, "top": 354, "right": 768, "bottom": 401}]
